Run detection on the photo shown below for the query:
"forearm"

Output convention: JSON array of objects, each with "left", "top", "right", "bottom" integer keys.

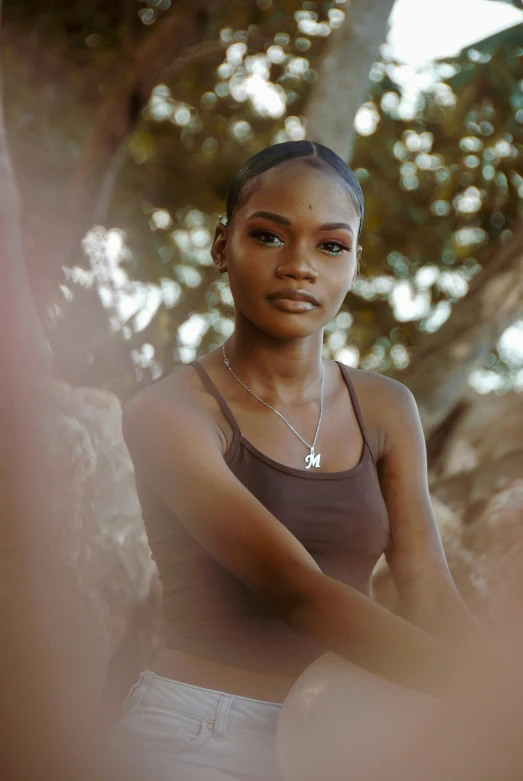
[
  {"left": 286, "top": 572, "right": 458, "bottom": 697},
  {"left": 393, "top": 587, "right": 485, "bottom": 645}
]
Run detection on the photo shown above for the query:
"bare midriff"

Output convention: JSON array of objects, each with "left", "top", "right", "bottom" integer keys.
[{"left": 149, "top": 644, "right": 300, "bottom": 703}]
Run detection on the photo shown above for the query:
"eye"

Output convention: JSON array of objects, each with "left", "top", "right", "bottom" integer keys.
[
  {"left": 249, "top": 230, "right": 350, "bottom": 256},
  {"left": 320, "top": 241, "right": 351, "bottom": 256},
  {"left": 249, "top": 230, "right": 283, "bottom": 247}
]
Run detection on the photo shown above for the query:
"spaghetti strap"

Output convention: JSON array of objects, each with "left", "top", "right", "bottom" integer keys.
[
  {"left": 336, "top": 362, "right": 377, "bottom": 467},
  {"left": 189, "top": 360, "right": 241, "bottom": 438}
]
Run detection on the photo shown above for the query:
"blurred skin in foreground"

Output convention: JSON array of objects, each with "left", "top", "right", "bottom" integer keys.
[{"left": 277, "top": 563, "right": 523, "bottom": 781}]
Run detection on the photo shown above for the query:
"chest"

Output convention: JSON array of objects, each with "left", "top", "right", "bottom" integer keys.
[
  {"left": 227, "top": 379, "right": 373, "bottom": 474},
  {"left": 230, "top": 449, "right": 390, "bottom": 570}
]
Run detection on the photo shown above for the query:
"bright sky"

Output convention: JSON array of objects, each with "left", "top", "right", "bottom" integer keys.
[{"left": 387, "top": 0, "right": 523, "bottom": 64}]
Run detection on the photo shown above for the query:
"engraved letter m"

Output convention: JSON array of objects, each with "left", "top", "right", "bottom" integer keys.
[{"left": 305, "top": 451, "right": 321, "bottom": 469}]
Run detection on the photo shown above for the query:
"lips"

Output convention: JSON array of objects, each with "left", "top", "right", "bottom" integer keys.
[{"left": 266, "top": 288, "right": 320, "bottom": 306}]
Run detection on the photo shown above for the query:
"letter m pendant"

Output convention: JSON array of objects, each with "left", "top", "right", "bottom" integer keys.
[{"left": 305, "top": 448, "right": 321, "bottom": 469}]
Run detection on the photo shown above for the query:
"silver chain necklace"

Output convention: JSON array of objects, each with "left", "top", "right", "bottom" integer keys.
[{"left": 222, "top": 345, "right": 324, "bottom": 469}]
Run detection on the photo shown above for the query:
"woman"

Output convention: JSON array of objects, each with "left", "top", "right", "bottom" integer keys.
[{"left": 115, "top": 140, "right": 481, "bottom": 780}]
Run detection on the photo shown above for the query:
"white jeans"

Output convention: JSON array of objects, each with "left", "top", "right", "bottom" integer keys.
[{"left": 113, "top": 670, "right": 283, "bottom": 781}]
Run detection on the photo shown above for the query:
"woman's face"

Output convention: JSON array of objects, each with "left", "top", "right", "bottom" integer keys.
[{"left": 211, "top": 159, "right": 362, "bottom": 340}]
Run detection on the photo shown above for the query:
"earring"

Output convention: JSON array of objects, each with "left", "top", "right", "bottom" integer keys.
[{"left": 218, "top": 214, "right": 228, "bottom": 226}]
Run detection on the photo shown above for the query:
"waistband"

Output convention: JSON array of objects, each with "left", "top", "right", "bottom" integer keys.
[{"left": 127, "top": 670, "right": 282, "bottom": 734}]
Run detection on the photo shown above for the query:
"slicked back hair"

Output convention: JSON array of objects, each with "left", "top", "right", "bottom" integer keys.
[{"left": 225, "top": 140, "right": 364, "bottom": 241}]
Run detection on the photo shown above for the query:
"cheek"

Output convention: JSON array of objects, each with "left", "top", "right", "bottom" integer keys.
[
  {"left": 226, "top": 263, "right": 265, "bottom": 309},
  {"left": 228, "top": 263, "right": 261, "bottom": 292},
  {"left": 227, "top": 249, "right": 272, "bottom": 291},
  {"left": 328, "top": 259, "right": 354, "bottom": 291}
]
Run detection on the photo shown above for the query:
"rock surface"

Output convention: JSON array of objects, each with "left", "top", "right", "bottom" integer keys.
[
  {"left": 33, "top": 378, "right": 160, "bottom": 700},
  {"left": 373, "top": 383, "right": 523, "bottom": 623}
]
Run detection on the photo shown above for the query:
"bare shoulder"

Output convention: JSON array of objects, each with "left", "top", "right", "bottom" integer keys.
[
  {"left": 340, "top": 363, "right": 414, "bottom": 409},
  {"left": 338, "top": 363, "right": 416, "bottom": 462},
  {"left": 122, "top": 363, "right": 224, "bottom": 448},
  {"left": 124, "top": 364, "right": 203, "bottom": 410}
]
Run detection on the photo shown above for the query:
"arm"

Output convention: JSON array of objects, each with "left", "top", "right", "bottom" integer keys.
[
  {"left": 376, "top": 379, "right": 484, "bottom": 643},
  {"left": 123, "top": 392, "right": 460, "bottom": 696}
]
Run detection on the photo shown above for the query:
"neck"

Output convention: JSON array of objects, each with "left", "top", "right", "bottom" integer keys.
[{"left": 224, "top": 323, "right": 324, "bottom": 406}]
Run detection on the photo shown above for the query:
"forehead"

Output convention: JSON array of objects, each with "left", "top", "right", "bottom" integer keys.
[{"left": 238, "top": 159, "right": 359, "bottom": 226}]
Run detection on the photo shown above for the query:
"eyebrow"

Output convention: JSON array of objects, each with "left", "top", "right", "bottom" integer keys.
[{"left": 246, "top": 210, "right": 354, "bottom": 236}]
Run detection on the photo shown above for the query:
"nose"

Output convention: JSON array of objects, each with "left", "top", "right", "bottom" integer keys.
[{"left": 275, "top": 241, "right": 318, "bottom": 283}]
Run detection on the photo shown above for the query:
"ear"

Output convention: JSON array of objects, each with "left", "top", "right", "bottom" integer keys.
[
  {"left": 210, "top": 224, "right": 228, "bottom": 273},
  {"left": 350, "top": 245, "right": 362, "bottom": 287}
]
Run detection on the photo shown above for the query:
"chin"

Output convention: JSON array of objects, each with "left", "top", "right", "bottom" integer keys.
[{"left": 256, "top": 314, "right": 323, "bottom": 341}]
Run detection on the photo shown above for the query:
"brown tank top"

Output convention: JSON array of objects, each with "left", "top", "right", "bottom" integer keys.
[{"left": 135, "top": 361, "right": 390, "bottom": 675}]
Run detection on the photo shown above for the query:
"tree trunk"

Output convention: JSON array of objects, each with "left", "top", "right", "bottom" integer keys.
[
  {"left": 0, "top": 75, "right": 51, "bottom": 386},
  {"left": 397, "top": 223, "right": 523, "bottom": 437},
  {"left": 303, "top": 0, "right": 396, "bottom": 161}
]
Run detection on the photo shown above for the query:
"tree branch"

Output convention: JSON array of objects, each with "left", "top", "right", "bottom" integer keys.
[
  {"left": 161, "top": 39, "right": 224, "bottom": 83},
  {"left": 54, "top": 0, "right": 227, "bottom": 275},
  {"left": 397, "top": 223, "right": 523, "bottom": 437}
]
